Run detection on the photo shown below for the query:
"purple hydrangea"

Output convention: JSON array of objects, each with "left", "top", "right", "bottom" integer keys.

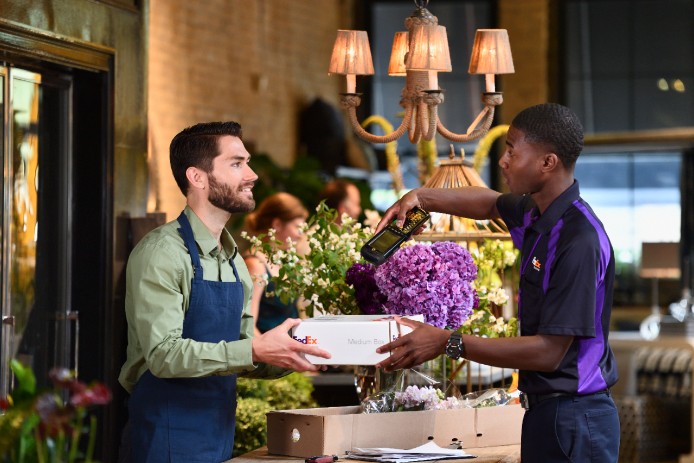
[
  {"left": 346, "top": 263, "right": 387, "bottom": 315},
  {"left": 373, "top": 242, "right": 478, "bottom": 329}
]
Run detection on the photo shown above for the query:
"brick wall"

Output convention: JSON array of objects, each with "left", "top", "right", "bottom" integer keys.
[
  {"left": 498, "top": 0, "right": 553, "bottom": 124},
  {"left": 148, "top": 0, "right": 355, "bottom": 217}
]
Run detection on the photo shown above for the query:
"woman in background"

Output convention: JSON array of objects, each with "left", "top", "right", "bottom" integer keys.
[{"left": 243, "top": 192, "right": 308, "bottom": 335}]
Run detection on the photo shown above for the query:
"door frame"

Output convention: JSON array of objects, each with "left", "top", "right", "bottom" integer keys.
[{"left": 1, "top": 18, "right": 117, "bottom": 459}]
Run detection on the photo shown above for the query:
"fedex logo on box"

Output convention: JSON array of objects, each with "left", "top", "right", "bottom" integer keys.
[{"left": 290, "top": 314, "right": 424, "bottom": 365}]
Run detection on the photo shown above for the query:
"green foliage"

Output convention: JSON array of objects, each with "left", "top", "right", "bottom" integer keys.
[
  {"left": 0, "top": 360, "right": 40, "bottom": 462},
  {"left": 248, "top": 153, "right": 326, "bottom": 208},
  {"left": 234, "top": 398, "right": 273, "bottom": 457},
  {"left": 233, "top": 373, "right": 317, "bottom": 457},
  {"left": 460, "top": 239, "right": 520, "bottom": 338},
  {"left": 242, "top": 202, "right": 373, "bottom": 316},
  {"left": 282, "top": 157, "right": 327, "bottom": 209}
]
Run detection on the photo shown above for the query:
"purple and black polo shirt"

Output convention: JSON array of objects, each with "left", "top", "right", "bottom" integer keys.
[{"left": 496, "top": 180, "right": 619, "bottom": 395}]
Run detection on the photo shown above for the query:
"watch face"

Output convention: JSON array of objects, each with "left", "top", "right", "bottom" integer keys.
[{"left": 446, "top": 334, "right": 463, "bottom": 359}]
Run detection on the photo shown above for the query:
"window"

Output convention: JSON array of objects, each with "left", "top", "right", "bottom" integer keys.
[
  {"left": 576, "top": 151, "right": 682, "bottom": 305},
  {"left": 564, "top": 0, "right": 693, "bottom": 308},
  {"left": 565, "top": 0, "right": 694, "bottom": 133}
]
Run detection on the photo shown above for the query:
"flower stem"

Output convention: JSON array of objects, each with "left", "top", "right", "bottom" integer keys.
[
  {"left": 68, "top": 411, "right": 84, "bottom": 463},
  {"left": 84, "top": 415, "right": 97, "bottom": 463},
  {"left": 33, "top": 427, "right": 46, "bottom": 463}
]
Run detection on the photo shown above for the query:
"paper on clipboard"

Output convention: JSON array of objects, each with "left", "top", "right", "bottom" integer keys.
[{"left": 346, "top": 441, "right": 475, "bottom": 462}]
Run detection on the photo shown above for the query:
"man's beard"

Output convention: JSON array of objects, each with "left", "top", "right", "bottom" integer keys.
[{"left": 207, "top": 173, "right": 255, "bottom": 214}]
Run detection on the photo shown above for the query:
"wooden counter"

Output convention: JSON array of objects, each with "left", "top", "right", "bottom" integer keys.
[{"left": 231, "top": 446, "right": 521, "bottom": 463}]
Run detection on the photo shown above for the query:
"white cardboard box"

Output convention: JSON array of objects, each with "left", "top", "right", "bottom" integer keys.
[
  {"left": 266, "top": 404, "right": 525, "bottom": 457},
  {"left": 291, "top": 315, "right": 424, "bottom": 365}
]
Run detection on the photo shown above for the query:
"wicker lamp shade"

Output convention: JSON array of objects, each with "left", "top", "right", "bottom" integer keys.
[{"left": 415, "top": 145, "right": 510, "bottom": 242}]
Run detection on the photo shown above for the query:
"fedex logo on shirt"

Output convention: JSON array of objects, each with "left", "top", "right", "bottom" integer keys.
[
  {"left": 293, "top": 335, "right": 319, "bottom": 345},
  {"left": 531, "top": 257, "right": 542, "bottom": 271}
]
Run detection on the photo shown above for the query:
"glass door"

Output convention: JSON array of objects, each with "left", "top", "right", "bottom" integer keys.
[{"left": 0, "top": 66, "right": 73, "bottom": 396}]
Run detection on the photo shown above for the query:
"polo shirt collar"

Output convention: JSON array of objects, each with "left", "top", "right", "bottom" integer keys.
[
  {"left": 530, "top": 180, "right": 581, "bottom": 235},
  {"left": 184, "top": 206, "right": 238, "bottom": 258}
]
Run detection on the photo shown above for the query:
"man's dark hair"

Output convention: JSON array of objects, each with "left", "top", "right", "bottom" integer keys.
[
  {"left": 170, "top": 121, "right": 242, "bottom": 195},
  {"left": 317, "top": 179, "right": 353, "bottom": 210},
  {"left": 511, "top": 103, "right": 584, "bottom": 169}
]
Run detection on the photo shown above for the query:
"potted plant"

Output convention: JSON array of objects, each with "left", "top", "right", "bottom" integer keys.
[{"left": 0, "top": 360, "right": 111, "bottom": 463}]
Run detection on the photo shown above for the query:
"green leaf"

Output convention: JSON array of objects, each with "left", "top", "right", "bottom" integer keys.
[{"left": 9, "top": 360, "right": 36, "bottom": 401}]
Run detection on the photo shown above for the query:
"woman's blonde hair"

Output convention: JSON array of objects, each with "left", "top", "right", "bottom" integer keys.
[{"left": 244, "top": 192, "right": 308, "bottom": 235}]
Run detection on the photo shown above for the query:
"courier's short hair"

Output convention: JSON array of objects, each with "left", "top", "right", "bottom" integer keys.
[
  {"left": 511, "top": 103, "right": 583, "bottom": 169},
  {"left": 170, "top": 121, "right": 242, "bottom": 195}
]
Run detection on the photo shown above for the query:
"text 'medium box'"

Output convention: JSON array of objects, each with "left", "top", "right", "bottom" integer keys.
[{"left": 290, "top": 314, "right": 423, "bottom": 365}]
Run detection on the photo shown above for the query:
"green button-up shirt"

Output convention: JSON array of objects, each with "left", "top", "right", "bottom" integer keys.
[{"left": 118, "top": 207, "right": 286, "bottom": 393}]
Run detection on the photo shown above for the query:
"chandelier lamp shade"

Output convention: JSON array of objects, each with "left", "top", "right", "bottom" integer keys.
[
  {"left": 328, "top": 30, "right": 375, "bottom": 94},
  {"left": 328, "top": 0, "right": 514, "bottom": 145}
]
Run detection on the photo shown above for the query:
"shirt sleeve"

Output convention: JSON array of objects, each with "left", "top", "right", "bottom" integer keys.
[
  {"left": 126, "top": 239, "right": 257, "bottom": 378},
  {"left": 496, "top": 193, "right": 532, "bottom": 229}
]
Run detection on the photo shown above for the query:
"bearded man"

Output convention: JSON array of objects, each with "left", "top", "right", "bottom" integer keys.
[{"left": 118, "top": 122, "right": 330, "bottom": 462}]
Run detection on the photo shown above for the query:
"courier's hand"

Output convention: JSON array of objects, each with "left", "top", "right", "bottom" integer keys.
[
  {"left": 375, "top": 317, "right": 451, "bottom": 372},
  {"left": 375, "top": 189, "right": 425, "bottom": 233},
  {"left": 252, "top": 319, "right": 330, "bottom": 372}
]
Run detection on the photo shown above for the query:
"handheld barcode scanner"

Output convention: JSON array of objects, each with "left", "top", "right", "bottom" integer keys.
[{"left": 360, "top": 206, "right": 430, "bottom": 265}]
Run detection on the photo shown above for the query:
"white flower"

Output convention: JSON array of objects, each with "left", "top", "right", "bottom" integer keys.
[
  {"left": 488, "top": 287, "right": 509, "bottom": 306},
  {"left": 240, "top": 202, "right": 376, "bottom": 316},
  {"left": 493, "top": 318, "right": 507, "bottom": 334}
]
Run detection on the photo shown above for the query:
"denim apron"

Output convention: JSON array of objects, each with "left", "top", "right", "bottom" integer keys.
[{"left": 128, "top": 211, "right": 243, "bottom": 462}]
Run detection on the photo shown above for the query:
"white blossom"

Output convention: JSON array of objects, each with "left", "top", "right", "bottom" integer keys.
[{"left": 488, "top": 287, "right": 509, "bottom": 306}]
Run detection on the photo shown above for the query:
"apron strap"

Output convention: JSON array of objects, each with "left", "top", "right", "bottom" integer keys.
[
  {"left": 177, "top": 211, "right": 203, "bottom": 280},
  {"left": 228, "top": 251, "right": 241, "bottom": 282}
]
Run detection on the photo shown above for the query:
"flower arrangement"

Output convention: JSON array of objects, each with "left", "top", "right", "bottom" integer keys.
[
  {"left": 395, "top": 385, "right": 462, "bottom": 411},
  {"left": 242, "top": 200, "right": 519, "bottom": 338},
  {"left": 0, "top": 360, "right": 111, "bottom": 463},
  {"left": 362, "top": 385, "right": 463, "bottom": 413},
  {"left": 356, "top": 241, "right": 478, "bottom": 330},
  {"left": 241, "top": 202, "right": 373, "bottom": 317},
  {"left": 363, "top": 381, "right": 518, "bottom": 414},
  {"left": 461, "top": 239, "right": 520, "bottom": 338}
]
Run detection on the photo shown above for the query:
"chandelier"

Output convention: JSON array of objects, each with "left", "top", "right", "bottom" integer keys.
[{"left": 328, "top": 0, "right": 514, "bottom": 145}]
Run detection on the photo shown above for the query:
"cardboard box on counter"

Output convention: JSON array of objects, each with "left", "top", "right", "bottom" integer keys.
[
  {"left": 291, "top": 314, "right": 424, "bottom": 365},
  {"left": 266, "top": 404, "right": 524, "bottom": 457}
]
